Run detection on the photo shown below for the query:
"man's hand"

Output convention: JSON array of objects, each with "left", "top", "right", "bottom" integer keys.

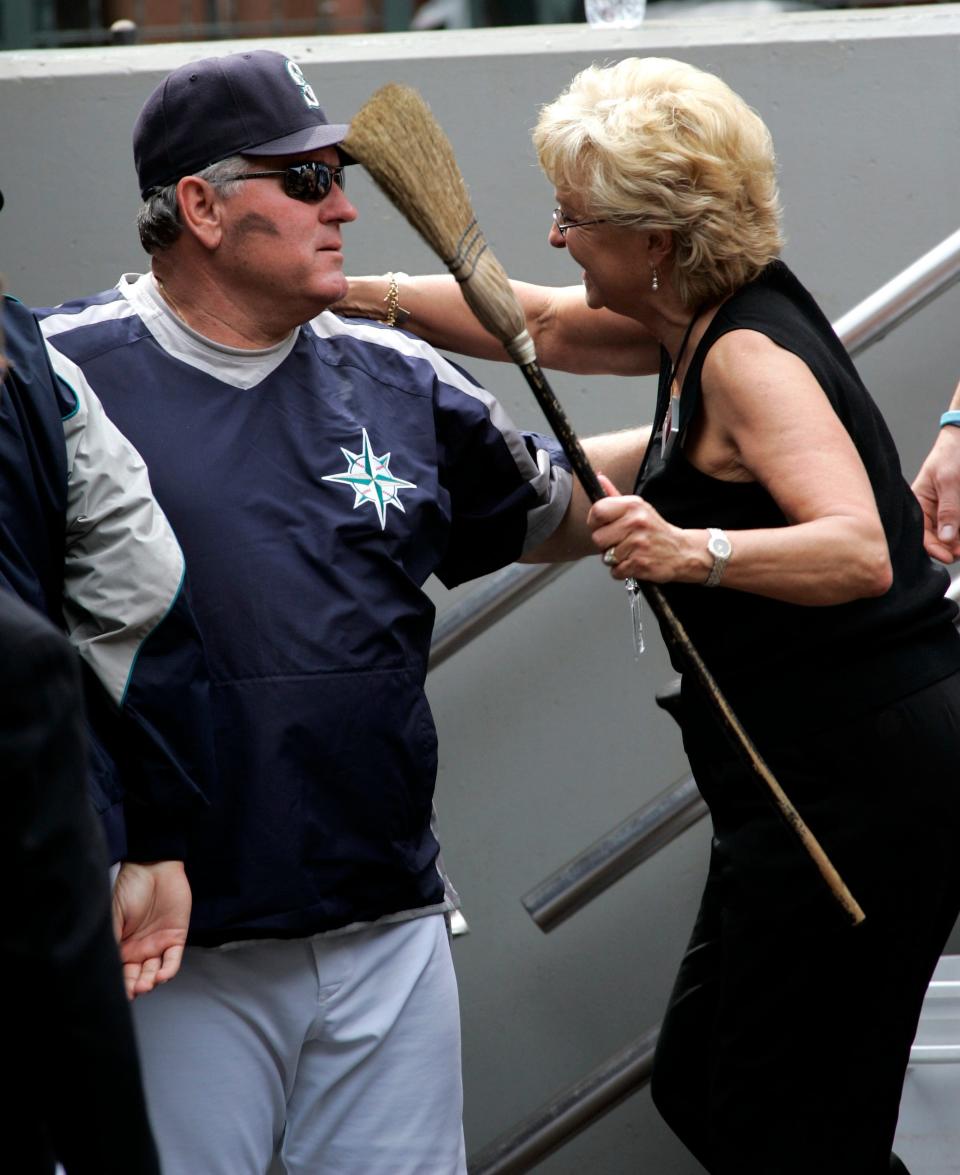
[
  {"left": 912, "top": 425, "right": 960, "bottom": 563},
  {"left": 112, "top": 860, "right": 191, "bottom": 1000}
]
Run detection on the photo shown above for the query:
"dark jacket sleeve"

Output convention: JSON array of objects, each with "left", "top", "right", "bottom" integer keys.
[{"left": 6, "top": 297, "right": 213, "bottom": 861}]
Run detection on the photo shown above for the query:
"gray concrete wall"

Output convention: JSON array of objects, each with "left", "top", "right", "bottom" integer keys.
[{"left": 2, "top": 9, "right": 959, "bottom": 1170}]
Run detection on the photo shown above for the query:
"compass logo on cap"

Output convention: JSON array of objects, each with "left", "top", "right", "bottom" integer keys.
[{"left": 285, "top": 60, "right": 320, "bottom": 110}]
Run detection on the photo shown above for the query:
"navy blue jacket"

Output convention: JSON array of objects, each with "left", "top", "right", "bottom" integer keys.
[{"left": 39, "top": 274, "right": 571, "bottom": 943}]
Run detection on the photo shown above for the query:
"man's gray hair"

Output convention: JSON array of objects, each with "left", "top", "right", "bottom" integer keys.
[{"left": 137, "top": 156, "right": 248, "bottom": 255}]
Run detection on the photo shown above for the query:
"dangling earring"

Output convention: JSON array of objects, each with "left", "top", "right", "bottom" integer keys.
[{"left": 651, "top": 267, "right": 660, "bottom": 293}]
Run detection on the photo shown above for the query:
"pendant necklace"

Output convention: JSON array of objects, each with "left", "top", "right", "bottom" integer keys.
[
  {"left": 627, "top": 306, "right": 703, "bottom": 661},
  {"left": 659, "top": 307, "right": 702, "bottom": 462}
]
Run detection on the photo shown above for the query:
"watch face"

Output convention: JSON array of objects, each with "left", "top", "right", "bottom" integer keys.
[{"left": 709, "top": 534, "right": 732, "bottom": 559}]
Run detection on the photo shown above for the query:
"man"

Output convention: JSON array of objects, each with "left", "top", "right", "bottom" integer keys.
[
  {"left": 1, "top": 232, "right": 210, "bottom": 997},
  {"left": 1, "top": 591, "right": 161, "bottom": 1174},
  {"left": 38, "top": 50, "right": 644, "bottom": 1174}
]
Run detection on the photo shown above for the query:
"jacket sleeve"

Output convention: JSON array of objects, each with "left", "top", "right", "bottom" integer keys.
[
  {"left": 49, "top": 341, "right": 213, "bottom": 860},
  {"left": 431, "top": 360, "right": 573, "bottom": 588}
]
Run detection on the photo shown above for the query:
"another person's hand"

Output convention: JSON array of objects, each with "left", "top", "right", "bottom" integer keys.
[
  {"left": 112, "top": 860, "right": 191, "bottom": 999},
  {"left": 588, "top": 473, "right": 700, "bottom": 583},
  {"left": 912, "top": 426, "right": 960, "bottom": 563}
]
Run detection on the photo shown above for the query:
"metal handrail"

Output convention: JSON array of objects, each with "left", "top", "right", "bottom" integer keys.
[
  {"left": 908, "top": 1046, "right": 960, "bottom": 1064},
  {"left": 467, "top": 1027, "right": 660, "bottom": 1175},
  {"left": 833, "top": 228, "right": 960, "bottom": 358},
  {"left": 427, "top": 227, "right": 960, "bottom": 670},
  {"left": 429, "top": 563, "right": 569, "bottom": 671},
  {"left": 522, "top": 775, "right": 707, "bottom": 932}
]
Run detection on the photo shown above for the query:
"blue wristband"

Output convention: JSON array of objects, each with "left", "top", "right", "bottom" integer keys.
[{"left": 941, "top": 411, "right": 960, "bottom": 428}]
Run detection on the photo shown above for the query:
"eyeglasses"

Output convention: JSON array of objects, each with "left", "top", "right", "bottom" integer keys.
[
  {"left": 231, "top": 161, "right": 347, "bottom": 203},
  {"left": 552, "top": 207, "right": 605, "bottom": 238}
]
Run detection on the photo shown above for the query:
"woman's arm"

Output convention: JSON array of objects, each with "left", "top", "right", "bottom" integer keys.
[
  {"left": 337, "top": 273, "right": 660, "bottom": 376},
  {"left": 588, "top": 331, "right": 893, "bottom": 606}
]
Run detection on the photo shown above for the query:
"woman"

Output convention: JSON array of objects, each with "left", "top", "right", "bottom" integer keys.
[{"left": 342, "top": 59, "right": 960, "bottom": 1174}]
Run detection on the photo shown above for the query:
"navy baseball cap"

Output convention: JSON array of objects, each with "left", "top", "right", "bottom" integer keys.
[{"left": 134, "top": 50, "right": 351, "bottom": 199}]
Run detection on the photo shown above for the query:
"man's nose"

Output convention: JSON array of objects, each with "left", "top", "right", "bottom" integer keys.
[{"left": 322, "top": 182, "right": 358, "bottom": 224}]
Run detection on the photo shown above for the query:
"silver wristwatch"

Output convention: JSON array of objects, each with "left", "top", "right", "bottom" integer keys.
[{"left": 704, "top": 527, "right": 732, "bottom": 587}]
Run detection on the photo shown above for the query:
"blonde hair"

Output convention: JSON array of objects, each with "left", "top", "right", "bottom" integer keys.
[{"left": 533, "top": 57, "right": 783, "bottom": 307}]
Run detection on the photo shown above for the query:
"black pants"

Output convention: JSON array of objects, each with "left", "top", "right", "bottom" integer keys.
[{"left": 651, "top": 672, "right": 960, "bottom": 1175}]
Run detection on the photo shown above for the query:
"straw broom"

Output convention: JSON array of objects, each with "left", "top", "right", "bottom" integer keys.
[{"left": 343, "top": 84, "right": 864, "bottom": 926}]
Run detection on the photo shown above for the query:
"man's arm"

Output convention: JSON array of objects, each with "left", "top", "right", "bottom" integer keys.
[
  {"left": 43, "top": 336, "right": 213, "bottom": 989},
  {"left": 112, "top": 860, "right": 192, "bottom": 1000},
  {"left": 522, "top": 427, "right": 652, "bottom": 562},
  {"left": 913, "top": 381, "right": 960, "bottom": 563},
  {"left": 51, "top": 343, "right": 211, "bottom": 847}
]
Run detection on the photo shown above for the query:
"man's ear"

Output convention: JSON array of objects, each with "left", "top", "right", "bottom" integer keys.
[{"left": 176, "top": 176, "right": 224, "bottom": 251}]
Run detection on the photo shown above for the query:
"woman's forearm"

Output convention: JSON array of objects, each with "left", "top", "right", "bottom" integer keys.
[
  {"left": 588, "top": 494, "right": 893, "bottom": 606},
  {"left": 696, "top": 517, "right": 893, "bottom": 605},
  {"left": 338, "top": 273, "right": 510, "bottom": 360},
  {"left": 337, "top": 274, "right": 660, "bottom": 376}
]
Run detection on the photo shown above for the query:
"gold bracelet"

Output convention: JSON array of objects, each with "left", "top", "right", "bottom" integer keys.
[{"left": 383, "top": 273, "right": 411, "bottom": 327}]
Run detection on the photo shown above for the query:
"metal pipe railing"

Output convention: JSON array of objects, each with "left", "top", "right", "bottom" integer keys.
[
  {"left": 908, "top": 970, "right": 960, "bottom": 1063},
  {"left": 428, "top": 226, "right": 960, "bottom": 672},
  {"left": 522, "top": 775, "right": 707, "bottom": 932},
  {"left": 428, "top": 562, "right": 570, "bottom": 671},
  {"left": 467, "top": 1027, "right": 660, "bottom": 1175},
  {"left": 833, "top": 227, "right": 960, "bottom": 358}
]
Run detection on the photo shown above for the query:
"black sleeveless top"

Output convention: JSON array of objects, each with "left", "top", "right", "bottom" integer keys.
[{"left": 636, "top": 260, "right": 960, "bottom": 738}]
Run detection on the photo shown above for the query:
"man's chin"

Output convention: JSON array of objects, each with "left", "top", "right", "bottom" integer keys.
[
  {"left": 321, "top": 273, "right": 349, "bottom": 306},
  {"left": 303, "top": 278, "right": 348, "bottom": 320}
]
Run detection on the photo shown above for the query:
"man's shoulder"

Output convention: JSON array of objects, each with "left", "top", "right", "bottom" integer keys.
[
  {"left": 36, "top": 277, "right": 147, "bottom": 359},
  {"left": 3, "top": 294, "right": 53, "bottom": 375},
  {"left": 1, "top": 295, "right": 76, "bottom": 426},
  {"left": 3, "top": 293, "right": 42, "bottom": 338},
  {"left": 306, "top": 311, "right": 484, "bottom": 400},
  {"left": 35, "top": 281, "right": 131, "bottom": 325}
]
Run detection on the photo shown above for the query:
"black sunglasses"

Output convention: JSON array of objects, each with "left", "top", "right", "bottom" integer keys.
[{"left": 232, "top": 161, "right": 347, "bottom": 203}]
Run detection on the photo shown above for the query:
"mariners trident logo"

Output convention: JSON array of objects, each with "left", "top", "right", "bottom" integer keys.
[
  {"left": 285, "top": 59, "right": 320, "bottom": 109},
  {"left": 322, "top": 429, "right": 417, "bottom": 530}
]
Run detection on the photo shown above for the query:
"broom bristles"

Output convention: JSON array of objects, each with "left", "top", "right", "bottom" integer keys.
[{"left": 343, "top": 84, "right": 529, "bottom": 352}]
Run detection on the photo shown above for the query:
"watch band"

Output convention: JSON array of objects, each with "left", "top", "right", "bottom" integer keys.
[{"left": 705, "top": 526, "right": 732, "bottom": 588}]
